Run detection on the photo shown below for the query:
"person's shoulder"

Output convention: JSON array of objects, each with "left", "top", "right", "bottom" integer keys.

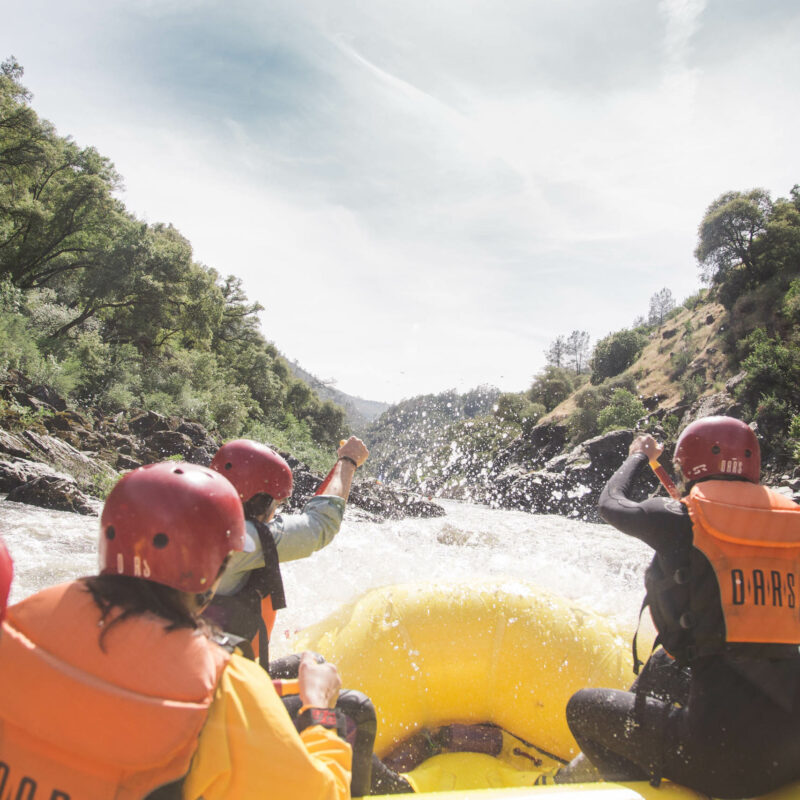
[
  {"left": 641, "top": 495, "right": 688, "bottom": 516},
  {"left": 222, "top": 651, "right": 275, "bottom": 690}
]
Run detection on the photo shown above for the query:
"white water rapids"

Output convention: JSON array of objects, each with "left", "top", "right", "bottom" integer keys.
[{"left": 1, "top": 497, "right": 652, "bottom": 656}]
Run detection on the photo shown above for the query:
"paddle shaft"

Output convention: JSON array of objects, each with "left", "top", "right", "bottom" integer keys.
[{"left": 649, "top": 460, "right": 681, "bottom": 501}]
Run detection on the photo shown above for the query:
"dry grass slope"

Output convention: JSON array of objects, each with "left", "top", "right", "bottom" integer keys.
[{"left": 543, "top": 295, "right": 735, "bottom": 422}]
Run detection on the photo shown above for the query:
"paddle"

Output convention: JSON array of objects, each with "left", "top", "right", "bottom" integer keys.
[
  {"left": 649, "top": 459, "right": 681, "bottom": 500},
  {"left": 273, "top": 678, "right": 300, "bottom": 697}
]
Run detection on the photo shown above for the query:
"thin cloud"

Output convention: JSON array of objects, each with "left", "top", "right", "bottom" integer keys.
[{"left": 2, "top": 1, "right": 798, "bottom": 401}]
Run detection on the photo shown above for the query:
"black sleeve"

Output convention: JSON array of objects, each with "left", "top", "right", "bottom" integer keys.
[{"left": 598, "top": 452, "right": 693, "bottom": 554}]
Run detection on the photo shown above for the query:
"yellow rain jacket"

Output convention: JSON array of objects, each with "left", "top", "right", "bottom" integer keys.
[{"left": 0, "top": 581, "right": 351, "bottom": 800}]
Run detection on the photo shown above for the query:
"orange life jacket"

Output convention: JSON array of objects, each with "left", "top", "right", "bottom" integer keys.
[
  {"left": 0, "top": 581, "right": 229, "bottom": 800},
  {"left": 683, "top": 481, "right": 800, "bottom": 646}
]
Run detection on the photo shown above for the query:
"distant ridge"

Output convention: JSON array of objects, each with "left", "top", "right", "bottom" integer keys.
[{"left": 287, "top": 361, "right": 390, "bottom": 433}]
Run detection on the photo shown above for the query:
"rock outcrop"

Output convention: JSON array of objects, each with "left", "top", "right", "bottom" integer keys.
[
  {"left": 6, "top": 475, "right": 99, "bottom": 516},
  {"left": 481, "top": 376, "right": 799, "bottom": 519},
  {"left": 0, "top": 370, "right": 444, "bottom": 520},
  {"left": 490, "top": 429, "right": 660, "bottom": 521}
]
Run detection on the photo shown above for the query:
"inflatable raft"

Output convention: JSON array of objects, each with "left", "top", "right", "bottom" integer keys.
[{"left": 293, "top": 581, "right": 799, "bottom": 800}]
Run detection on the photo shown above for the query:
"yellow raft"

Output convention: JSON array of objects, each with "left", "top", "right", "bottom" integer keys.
[{"left": 293, "top": 581, "right": 800, "bottom": 800}]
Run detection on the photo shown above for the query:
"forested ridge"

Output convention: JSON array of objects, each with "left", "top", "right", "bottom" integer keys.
[
  {"left": 0, "top": 58, "right": 348, "bottom": 468},
  {"left": 365, "top": 186, "right": 800, "bottom": 497}
]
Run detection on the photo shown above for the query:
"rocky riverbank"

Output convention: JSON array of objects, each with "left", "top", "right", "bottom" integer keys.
[
  {"left": 0, "top": 370, "right": 444, "bottom": 520},
  {"left": 480, "top": 378, "right": 800, "bottom": 522}
]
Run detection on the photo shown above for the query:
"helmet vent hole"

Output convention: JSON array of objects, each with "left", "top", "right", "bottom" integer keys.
[
  {"left": 745, "top": 449, "right": 752, "bottom": 457},
  {"left": 224, "top": 462, "right": 233, "bottom": 470},
  {"left": 173, "top": 468, "right": 184, "bottom": 475},
  {"left": 153, "top": 533, "right": 169, "bottom": 549},
  {"left": 711, "top": 445, "right": 721, "bottom": 454},
  {"left": 105, "top": 526, "right": 115, "bottom": 540}
]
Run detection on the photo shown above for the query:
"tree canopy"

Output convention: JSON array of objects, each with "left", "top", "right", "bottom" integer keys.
[
  {"left": 0, "top": 58, "right": 348, "bottom": 452},
  {"left": 589, "top": 328, "right": 647, "bottom": 385}
]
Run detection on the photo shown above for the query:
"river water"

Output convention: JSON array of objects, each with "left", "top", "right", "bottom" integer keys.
[{"left": 1, "top": 497, "right": 652, "bottom": 656}]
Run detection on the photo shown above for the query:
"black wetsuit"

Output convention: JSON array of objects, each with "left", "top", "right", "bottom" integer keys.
[{"left": 565, "top": 452, "right": 800, "bottom": 798}]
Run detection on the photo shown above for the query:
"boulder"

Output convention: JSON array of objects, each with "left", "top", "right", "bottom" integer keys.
[
  {"left": 0, "top": 431, "right": 33, "bottom": 460},
  {"left": 177, "top": 422, "right": 219, "bottom": 450},
  {"left": 347, "top": 481, "right": 445, "bottom": 520},
  {"left": 115, "top": 454, "right": 142, "bottom": 471},
  {"left": 679, "top": 392, "right": 742, "bottom": 427},
  {"left": 12, "top": 391, "right": 54, "bottom": 414},
  {"left": 142, "top": 430, "right": 194, "bottom": 460},
  {"left": 128, "top": 411, "right": 172, "bottom": 437},
  {"left": 75, "top": 429, "right": 109, "bottom": 452},
  {"left": 28, "top": 384, "right": 67, "bottom": 411},
  {"left": 495, "top": 421, "right": 569, "bottom": 472},
  {"left": 0, "top": 459, "right": 73, "bottom": 493},
  {"left": 186, "top": 446, "right": 214, "bottom": 466},
  {"left": 290, "top": 468, "right": 322, "bottom": 506},
  {"left": 44, "top": 409, "right": 90, "bottom": 432},
  {"left": 17, "top": 430, "right": 118, "bottom": 486},
  {"left": 6, "top": 475, "right": 99, "bottom": 516},
  {"left": 106, "top": 432, "right": 138, "bottom": 456},
  {"left": 495, "top": 428, "right": 660, "bottom": 521}
]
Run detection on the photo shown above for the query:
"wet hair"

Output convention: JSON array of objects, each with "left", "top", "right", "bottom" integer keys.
[
  {"left": 243, "top": 492, "right": 274, "bottom": 521},
  {"left": 82, "top": 575, "right": 204, "bottom": 649},
  {"left": 81, "top": 557, "right": 231, "bottom": 650}
]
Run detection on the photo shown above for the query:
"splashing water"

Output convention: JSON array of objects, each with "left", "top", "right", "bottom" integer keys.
[{"left": 1, "top": 497, "right": 652, "bottom": 657}]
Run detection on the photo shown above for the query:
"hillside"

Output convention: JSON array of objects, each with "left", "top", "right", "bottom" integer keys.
[
  {"left": 287, "top": 361, "right": 389, "bottom": 433},
  {"left": 364, "top": 252, "right": 800, "bottom": 514},
  {"left": 545, "top": 297, "right": 730, "bottom": 421}
]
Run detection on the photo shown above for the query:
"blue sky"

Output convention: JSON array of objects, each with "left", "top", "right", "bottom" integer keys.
[{"left": 4, "top": 1, "right": 800, "bottom": 402}]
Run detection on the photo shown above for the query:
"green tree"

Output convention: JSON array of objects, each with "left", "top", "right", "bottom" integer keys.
[
  {"left": 648, "top": 287, "right": 675, "bottom": 325},
  {"left": 596, "top": 389, "right": 646, "bottom": 433},
  {"left": 0, "top": 57, "right": 348, "bottom": 457},
  {"left": 757, "top": 191, "right": 800, "bottom": 282},
  {"left": 565, "top": 330, "right": 591, "bottom": 374},
  {"left": 590, "top": 328, "right": 647, "bottom": 384},
  {"left": 493, "top": 392, "right": 542, "bottom": 426},
  {"left": 545, "top": 335, "right": 567, "bottom": 368},
  {"left": 735, "top": 328, "right": 800, "bottom": 425},
  {"left": 527, "top": 366, "right": 576, "bottom": 412},
  {"left": 695, "top": 188, "right": 772, "bottom": 286},
  {"left": 0, "top": 133, "right": 122, "bottom": 289},
  {"left": 567, "top": 385, "right": 604, "bottom": 442}
]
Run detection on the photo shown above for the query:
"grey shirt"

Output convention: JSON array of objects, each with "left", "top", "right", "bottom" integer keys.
[{"left": 215, "top": 495, "right": 345, "bottom": 596}]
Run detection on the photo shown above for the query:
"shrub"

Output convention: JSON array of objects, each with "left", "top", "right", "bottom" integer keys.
[
  {"left": 670, "top": 347, "right": 693, "bottom": 378},
  {"left": 590, "top": 329, "right": 647, "bottom": 384},
  {"left": 680, "top": 374, "right": 705, "bottom": 404},
  {"left": 789, "top": 414, "right": 800, "bottom": 464},
  {"left": 596, "top": 389, "right": 646, "bottom": 433},
  {"left": 736, "top": 328, "right": 800, "bottom": 415},
  {"left": 567, "top": 385, "right": 604, "bottom": 442},
  {"left": 527, "top": 366, "right": 576, "bottom": 412},
  {"left": 783, "top": 278, "right": 800, "bottom": 323},
  {"left": 681, "top": 290, "right": 706, "bottom": 311},
  {"left": 494, "top": 392, "right": 542, "bottom": 426}
]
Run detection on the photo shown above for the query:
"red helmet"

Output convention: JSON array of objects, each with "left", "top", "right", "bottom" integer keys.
[
  {"left": 99, "top": 462, "right": 245, "bottom": 593},
  {"left": 210, "top": 439, "right": 294, "bottom": 503},
  {"left": 0, "top": 537, "right": 13, "bottom": 624},
  {"left": 674, "top": 416, "right": 760, "bottom": 484}
]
